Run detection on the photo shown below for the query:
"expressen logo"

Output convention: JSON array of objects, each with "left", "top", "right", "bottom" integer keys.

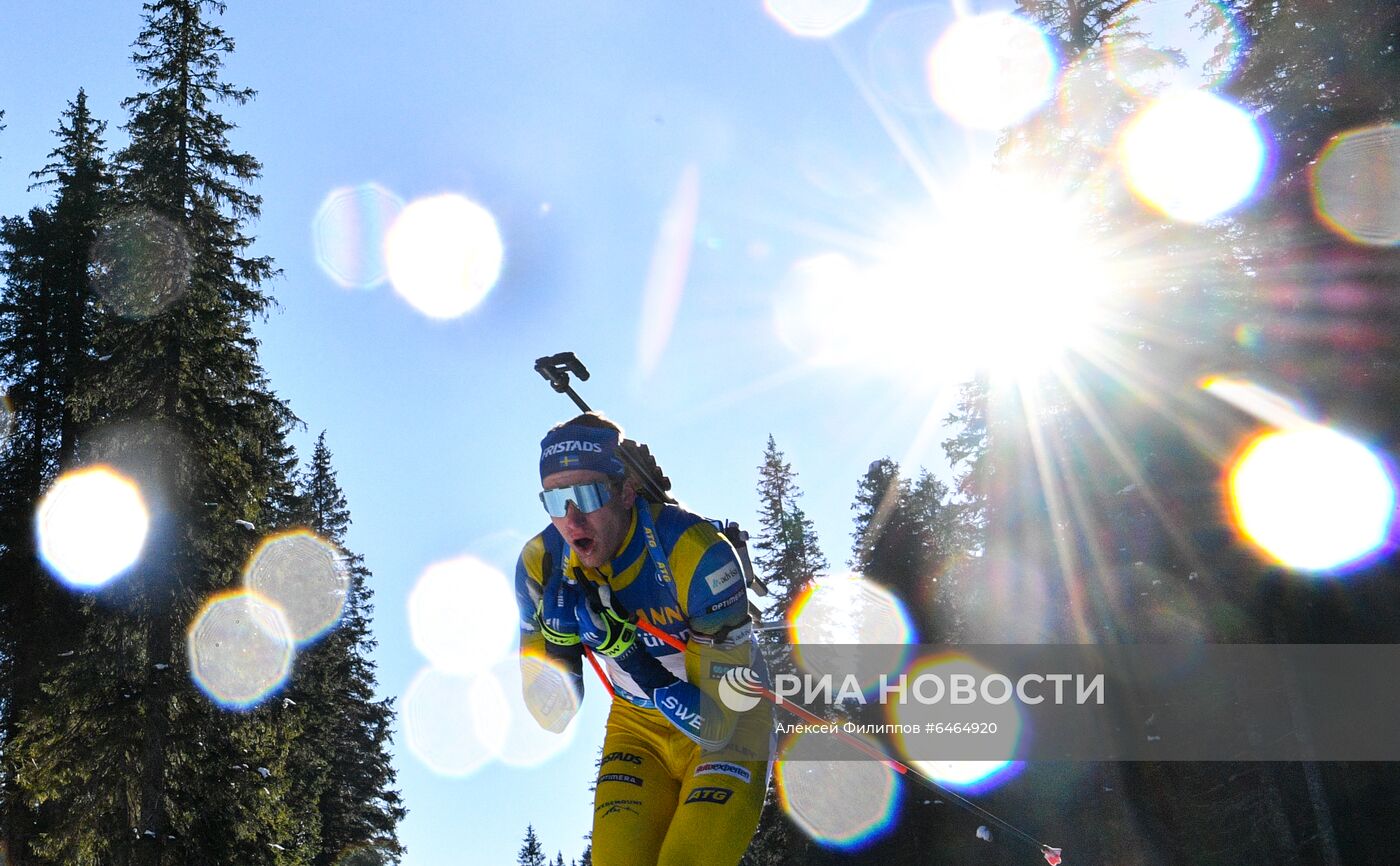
[{"left": 717, "top": 666, "right": 765, "bottom": 712}]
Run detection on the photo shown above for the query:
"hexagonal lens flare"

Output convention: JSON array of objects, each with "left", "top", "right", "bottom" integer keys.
[
  {"left": 89, "top": 209, "right": 192, "bottom": 319},
  {"left": 384, "top": 194, "right": 503, "bottom": 320},
  {"left": 36, "top": 465, "right": 149, "bottom": 590},
  {"left": 243, "top": 529, "right": 349, "bottom": 645},
  {"left": 927, "top": 13, "right": 1058, "bottom": 130},
  {"left": 1311, "top": 124, "right": 1400, "bottom": 247},
  {"left": 408, "top": 555, "right": 517, "bottom": 675},
  {"left": 1228, "top": 426, "right": 1396, "bottom": 574},
  {"left": 776, "top": 730, "right": 901, "bottom": 849},
  {"left": 402, "top": 666, "right": 508, "bottom": 777},
  {"left": 1118, "top": 90, "right": 1266, "bottom": 223},
  {"left": 188, "top": 590, "right": 295, "bottom": 709},
  {"left": 313, "top": 183, "right": 403, "bottom": 289}
]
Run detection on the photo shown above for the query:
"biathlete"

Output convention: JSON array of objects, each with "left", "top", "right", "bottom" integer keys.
[{"left": 514, "top": 413, "right": 771, "bottom": 866}]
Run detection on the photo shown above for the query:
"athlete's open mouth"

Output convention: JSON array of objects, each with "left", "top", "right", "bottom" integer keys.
[{"left": 572, "top": 537, "right": 595, "bottom": 555}]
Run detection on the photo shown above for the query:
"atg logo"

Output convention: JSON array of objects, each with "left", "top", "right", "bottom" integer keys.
[
  {"left": 717, "top": 666, "right": 765, "bottom": 712},
  {"left": 684, "top": 786, "right": 733, "bottom": 805}
]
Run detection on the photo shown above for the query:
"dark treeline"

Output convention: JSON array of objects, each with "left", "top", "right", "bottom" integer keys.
[
  {"left": 514, "top": 823, "right": 590, "bottom": 866},
  {"left": 0, "top": 2, "right": 401, "bottom": 865},
  {"left": 740, "top": 1, "right": 1400, "bottom": 864}
]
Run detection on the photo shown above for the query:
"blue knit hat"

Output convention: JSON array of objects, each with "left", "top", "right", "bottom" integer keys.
[{"left": 539, "top": 423, "right": 627, "bottom": 482}]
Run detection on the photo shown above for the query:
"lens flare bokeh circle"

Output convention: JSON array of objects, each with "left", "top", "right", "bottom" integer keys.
[
  {"left": 493, "top": 656, "right": 579, "bottom": 766},
  {"left": 89, "top": 209, "right": 192, "bottom": 318},
  {"left": 1229, "top": 426, "right": 1396, "bottom": 574},
  {"left": 36, "top": 465, "right": 150, "bottom": 589},
  {"left": 888, "top": 654, "right": 1023, "bottom": 793},
  {"left": 1118, "top": 89, "right": 1266, "bottom": 223},
  {"left": 1311, "top": 124, "right": 1400, "bottom": 247},
  {"left": 408, "top": 555, "right": 517, "bottom": 675},
  {"left": 776, "top": 730, "right": 901, "bottom": 848},
  {"left": 188, "top": 590, "right": 295, "bottom": 709},
  {"left": 763, "top": 0, "right": 869, "bottom": 38},
  {"left": 790, "top": 573, "right": 914, "bottom": 646},
  {"left": 773, "top": 253, "right": 881, "bottom": 366},
  {"left": 313, "top": 183, "right": 404, "bottom": 289},
  {"left": 790, "top": 574, "right": 913, "bottom": 696},
  {"left": 518, "top": 652, "right": 583, "bottom": 735},
  {"left": 243, "top": 529, "right": 349, "bottom": 644},
  {"left": 927, "top": 12, "right": 1058, "bottom": 130},
  {"left": 867, "top": 5, "right": 955, "bottom": 113},
  {"left": 402, "top": 667, "right": 509, "bottom": 777},
  {"left": 1102, "top": 0, "right": 1246, "bottom": 98},
  {"left": 384, "top": 193, "right": 504, "bottom": 319}
]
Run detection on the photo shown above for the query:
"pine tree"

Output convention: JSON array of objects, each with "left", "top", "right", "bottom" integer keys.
[
  {"left": 905, "top": 468, "right": 958, "bottom": 640},
  {"left": 31, "top": 89, "right": 112, "bottom": 468},
  {"left": 0, "top": 3, "right": 305, "bottom": 863},
  {"left": 849, "top": 458, "right": 955, "bottom": 641},
  {"left": 106, "top": 1, "right": 302, "bottom": 857},
  {"left": 0, "top": 88, "right": 117, "bottom": 864},
  {"left": 290, "top": 432, "right": 404, "bottom": 865},
  {"left": 517, "top": 825, "right": 547, "bottom": 866},
  {"left": 752, "top": 435, "right": 828, "bottom": 626}
]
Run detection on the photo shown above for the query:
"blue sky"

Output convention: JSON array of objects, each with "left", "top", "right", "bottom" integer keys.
[{"left": 0, "top": 2, "right": 1020, "bottom": 862}]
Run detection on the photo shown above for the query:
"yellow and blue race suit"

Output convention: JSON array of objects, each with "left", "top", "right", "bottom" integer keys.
[{"left": 515, "top": 502, "right": 771, "bottom": 866}]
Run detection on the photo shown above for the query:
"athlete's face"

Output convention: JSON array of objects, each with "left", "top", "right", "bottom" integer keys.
[{"left": 542, "top": 469, "right": 636, "bottom": 569}]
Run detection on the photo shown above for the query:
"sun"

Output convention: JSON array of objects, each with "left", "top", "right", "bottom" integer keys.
[{"left": 776, "top": 172, "right": 1112, "bottom": 384}]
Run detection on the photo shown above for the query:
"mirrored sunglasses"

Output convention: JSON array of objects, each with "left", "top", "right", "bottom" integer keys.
[{"left": 539, "top": 481, "right": 613, "bottom": 517}]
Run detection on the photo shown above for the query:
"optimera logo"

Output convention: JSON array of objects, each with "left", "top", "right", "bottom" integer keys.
[{"left": 717, "top": 667, "right": 766, "bottom": 712}]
